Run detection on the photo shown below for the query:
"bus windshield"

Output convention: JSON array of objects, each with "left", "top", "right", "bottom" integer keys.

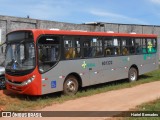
[
  {"left": 5, "top": 31, "right": 36, "bottom": 73},
  {"left": 5, "top": 42, "right": 35, "bottom": 71}
]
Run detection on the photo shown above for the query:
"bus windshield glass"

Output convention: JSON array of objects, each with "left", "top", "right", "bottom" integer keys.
[{"left": 5, "top": 31, "right": 35, "bottom": 71}]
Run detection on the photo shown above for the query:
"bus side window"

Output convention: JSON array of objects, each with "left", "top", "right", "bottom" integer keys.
[
  {"left": 147, "top": 38, "right": 157, "bottom": 53},
  {"left": 128, "top": 38, "right": 135, "bottom": 54},
  {"left": 142, "top": 39, "right": 147, "bottom": 54},
  {"left": 83, "top": 41, "right": 90, "bottom": 57},
  {"left": 89, "top": 47, "right": 96, "bottom": 57},
  {"left": 83, "top": 37, "right": 103, "bottom": 58},
  {"left": 135, "top": 43, "right": 141, "bottom": 54},
  {"left": 122, "top": 39, "right": 126, "bottom": 55},
  {"left": 65, "top": 48, "right": 76, "bottom": 59},
  {"left": 122, "top": 47, "right": 129, "bottom": 55},
  {"left": 96, "top": 38, "right": 103, "bottom": 56},
  {"left": 64, "top": 36, "right": 81, "bottom": 59},
  {"left": 135, "top": 38, "right": 147, "bottom": 54},
  {"left": 115, "top": 47, "right": 120, "bottom": 55},
  {"left": 104, "top": 38, "right": 112, "bottom": 56},
  {"left": 105, "top": 48, "right": 111, "bottom": 55},
  {"left": 104, "top": 37, "right": 121, "bottom": 56}
]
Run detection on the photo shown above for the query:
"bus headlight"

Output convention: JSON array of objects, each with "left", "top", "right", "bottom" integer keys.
[{"left": 21, "top": 75, "right": 35, "bottom": 86}]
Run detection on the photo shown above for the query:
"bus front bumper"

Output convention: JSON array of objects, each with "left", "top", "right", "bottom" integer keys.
[{"left": 6, "top": 77, "right": 41, "bottom": 95}]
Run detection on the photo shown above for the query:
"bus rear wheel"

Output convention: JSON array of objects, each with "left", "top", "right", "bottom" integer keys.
[
  {"left": 128, "top": 67, "right": 138, "bottom": 82},
  {"left": 63, "top": 75, "right": 78, "bottom": 95}
]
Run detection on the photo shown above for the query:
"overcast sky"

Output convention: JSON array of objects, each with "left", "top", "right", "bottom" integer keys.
[{"left": 0, "top": 0, "right": 160, "bottom": 25}]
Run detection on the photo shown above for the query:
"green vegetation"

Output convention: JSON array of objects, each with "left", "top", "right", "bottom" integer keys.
[
  {"left": 1, "top": 69, "right": 160, "bottom": 111},
  {"left": 124, "top": 99, "right": 160, "bottom": 120}
]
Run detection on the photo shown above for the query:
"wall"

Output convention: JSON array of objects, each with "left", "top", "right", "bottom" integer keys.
[
  {"left": 1, "top": 15, "right": 160, "bottom": 43},
  {"left": 0, "top": 15, "right": 160, "bottom": 63}
]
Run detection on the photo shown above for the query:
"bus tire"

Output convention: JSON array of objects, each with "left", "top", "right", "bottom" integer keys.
[
  {"left": 128, "top": 67, "right": 138, "bottom": 82},
  {"left": 63, "top": 75, "right": 79, "bottom": 95}
]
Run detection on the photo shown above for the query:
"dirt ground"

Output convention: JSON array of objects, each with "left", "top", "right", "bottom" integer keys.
[
  {"left": 1, "top": 81, "right": 160, "bottom": 120},
  {"left": 0, "top": 89, "right": 19, "bottom": 111}
]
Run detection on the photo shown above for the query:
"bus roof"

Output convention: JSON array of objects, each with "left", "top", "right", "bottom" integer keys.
[{"left": 10, "top": 29, "right": 157, "bottom": 38}]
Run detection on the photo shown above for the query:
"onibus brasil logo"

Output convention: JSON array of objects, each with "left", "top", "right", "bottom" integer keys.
[{"left": 82, "top": 61, "right": 96, "bottom": 69}]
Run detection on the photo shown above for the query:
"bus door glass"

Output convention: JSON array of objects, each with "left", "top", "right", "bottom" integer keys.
[{"left": 37, "top": 35, "right": 60, "bottom": 73}]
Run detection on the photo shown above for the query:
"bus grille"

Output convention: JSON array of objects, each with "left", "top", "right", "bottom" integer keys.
[
  {"left": 8, "top": 84, "right": 22, "bottom": 92},
  {"left": 8, "top": 80, "right": 22, "bottom": 85}
]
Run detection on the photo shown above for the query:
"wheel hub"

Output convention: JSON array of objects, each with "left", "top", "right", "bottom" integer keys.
[
  {"left": 130, "top": 72, "right": 136, "bottom": 81},
  {"left": 66, "top": 80, "right": 76, "bottom": 92}
]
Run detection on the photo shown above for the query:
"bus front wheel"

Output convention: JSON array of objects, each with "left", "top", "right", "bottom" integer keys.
[
  {"left": 63, "top": 75, "right": 78, "bottom": 95},
  {"left": 128, "top": 67, "right": 138, "bottom": 82}
]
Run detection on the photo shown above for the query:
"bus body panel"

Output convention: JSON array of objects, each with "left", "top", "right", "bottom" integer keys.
[
  {"left": 41, "top": 53, "right": 158, "bottom": 95},
  {"left": 41, "top": 60, "right": 90, "bottom": 95},
  {"left": 139, "top": 53, "right": 158, "bottom": 75}
]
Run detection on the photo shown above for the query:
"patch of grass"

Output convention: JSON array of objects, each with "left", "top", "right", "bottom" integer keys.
[
  {"left": 5, "top": 97, "right": 54, "bottom": 111},
  {"left": 123, "top": 99, "right": 160, "bottom": 120},
  {"left": 139, "top": 99, "right": 160, "bottom": 111},
  {"left": 1, "top": 69, "right": 160, "bottom": 111}
]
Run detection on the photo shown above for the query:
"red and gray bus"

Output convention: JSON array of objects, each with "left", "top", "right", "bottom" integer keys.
[{"left": 4, "top": 29, "right": 158, "bottom": 95}]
